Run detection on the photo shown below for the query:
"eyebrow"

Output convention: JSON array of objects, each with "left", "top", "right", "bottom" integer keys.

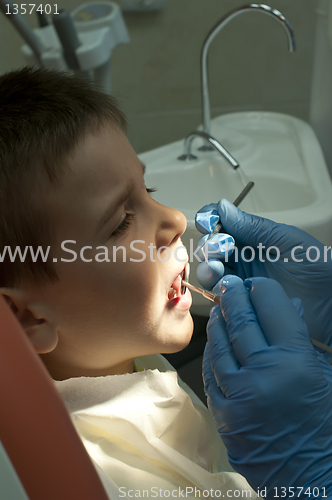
[{"left": 96, "top": 161, "right": 146, "bottom": 234}]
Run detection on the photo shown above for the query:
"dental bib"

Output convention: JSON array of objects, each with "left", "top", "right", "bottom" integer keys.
[{"left": 55, "top": 354, "right": 257, "bottom": 499}]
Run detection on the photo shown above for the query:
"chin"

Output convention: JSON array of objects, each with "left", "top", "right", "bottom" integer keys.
[{"left": 162, "top": 313, "right": 194, "bottom": 353}]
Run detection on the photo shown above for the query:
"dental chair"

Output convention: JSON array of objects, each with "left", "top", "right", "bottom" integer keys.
[{"left": 0, "top": 295, "right": 109, "bottom": 500}]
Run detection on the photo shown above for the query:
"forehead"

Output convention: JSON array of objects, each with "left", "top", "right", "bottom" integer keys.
[
  {"left": 46, "top": 125, "right": 141, "bottom": 240},
  {"left": 64, "top": 125, "right": 136, "bottom": 192}
]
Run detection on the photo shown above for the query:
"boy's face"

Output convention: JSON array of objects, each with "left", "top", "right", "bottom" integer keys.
[{"left": 38, "top": 124, "right": 193, "bottom": 379}]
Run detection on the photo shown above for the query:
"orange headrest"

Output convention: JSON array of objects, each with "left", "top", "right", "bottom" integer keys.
[{"left": 0, "top": 294, "right": 109, "bottom": 500}]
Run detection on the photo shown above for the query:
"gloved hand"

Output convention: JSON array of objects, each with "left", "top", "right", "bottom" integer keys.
[
  {"left": 203, "top": 275, "right": 332, "bottom": 498},
  {"left": 195, "top": 199, "right": 332, "bottom": 361}
]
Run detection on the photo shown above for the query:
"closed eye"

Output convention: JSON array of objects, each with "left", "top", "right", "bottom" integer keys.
[
  {"left": 110, "top": 188, "right": 156, "bottom": 238},
  {"left": 111, "top": 213, "right": 135, "bottom": 238}
]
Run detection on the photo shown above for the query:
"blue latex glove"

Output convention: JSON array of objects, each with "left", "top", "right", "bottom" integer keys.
[
  {"left": 203, "top": 275, "right": 332, "bottom": 498},
  {"left": 195, "top": 199, "right": 332, "bottom": 361}
]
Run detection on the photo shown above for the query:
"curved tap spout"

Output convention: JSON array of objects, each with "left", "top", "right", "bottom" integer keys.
[
  {"left": 178, "top": 131, "right": 239, "bottom": 169},
  {"left": 201, "top": 3, "right": 296, "bottom": 135}
]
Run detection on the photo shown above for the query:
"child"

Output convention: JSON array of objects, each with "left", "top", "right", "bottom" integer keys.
[{"left": 0, "top": 67, "right": 257, "bottom": 498}]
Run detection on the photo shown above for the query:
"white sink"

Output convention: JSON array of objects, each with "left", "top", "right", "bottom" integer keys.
[{"left": 140, "top": 112, "right": 332, "bottom": 315}]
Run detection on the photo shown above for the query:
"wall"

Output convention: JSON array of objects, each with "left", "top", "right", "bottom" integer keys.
[
  {"left": 310, "top": 0, "right": 332, "bottom": 175},
  {"left": 0, "top": 0, "right": 317, "bottom": 153}
]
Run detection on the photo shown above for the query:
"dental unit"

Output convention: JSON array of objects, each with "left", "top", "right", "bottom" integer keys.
[
  {"left": 176, "top": 3, "right": 297, "bottom": 165},
  {"left": 0, "top": 1, "right": 130, "bottom": 95},
  {"left": 199, "top": 3, "right": 296, "bottom": 153},
  {"left": 0, "top": 0, "right": 47, "bottom": 66},
  {"left": 177, "top": 4, "right": 296, "bottom": 167}
]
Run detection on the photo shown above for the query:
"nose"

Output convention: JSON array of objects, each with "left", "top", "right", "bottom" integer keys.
[{"left": 154, "top": 201, "right": 187, "bottom": 249}]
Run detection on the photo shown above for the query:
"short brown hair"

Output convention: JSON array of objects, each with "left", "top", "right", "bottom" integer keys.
[{"left": 0, "top": 66, "right": 127, "bottom": 288}]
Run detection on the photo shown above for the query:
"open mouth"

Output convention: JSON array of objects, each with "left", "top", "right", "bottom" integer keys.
[{"left": 167, "top": 262, "right": 190, "bottom": 301}]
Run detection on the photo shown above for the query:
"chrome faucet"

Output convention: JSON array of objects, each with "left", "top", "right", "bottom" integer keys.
[
  {"left": 178, "top": 130, "right": 239, "bottom": 169},
  {"left": 201, "top": 3, "right": 296, "bottom": 140}
]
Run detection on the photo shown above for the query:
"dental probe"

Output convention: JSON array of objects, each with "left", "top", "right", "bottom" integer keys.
[
  {"left": 182, "top": 279, "right": 332, "bottom": 355},
  {"left": 202, "top": 181, "right": 255, "bottom": 249},
  {"left": 181, "top": 280, "right": 220, "bottom": 305}
]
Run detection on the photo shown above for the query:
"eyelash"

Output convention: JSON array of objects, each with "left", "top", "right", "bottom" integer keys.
[
  {"left": 111, "top": 187, "right": 156, "bottom": 237},
  {"left": 112, "top": 213, "right": 135, "bottom": 237}
]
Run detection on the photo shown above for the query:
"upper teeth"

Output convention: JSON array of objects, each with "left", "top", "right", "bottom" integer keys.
[{"left": 168, "top": 264, "right": 190, "bottom": 300}]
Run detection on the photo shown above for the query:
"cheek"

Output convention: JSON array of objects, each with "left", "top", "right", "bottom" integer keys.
[
  {"left": 92, "top": 258, "right": 159, "bottom": 315},
  {"left": 115, "top": 259, "right": 165, "bottom": 324},
  {"left": 54, "top": 249, "right": 164, "bottom": 335}
]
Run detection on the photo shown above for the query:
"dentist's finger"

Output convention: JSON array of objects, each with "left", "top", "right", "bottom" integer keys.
[
  {"left": 203, "top": 342, "right": 228, "bottom": 407},
  {"left": 291, "top": 297, "right": 305, "bottom": 320},
  {"left": 217, "top": 199, "right": 290, "bottom": 249},
  {"left": 245, "top": 278, "right": 312, "bottom": 351},
  {"left": 196, "top": 260, "right": 225, "bottom": 290},
  {"left": 207, "top": 306, "right": 241, "bottom": 379},
  {"left": 195, "top": 203, "right": 219, "bottom": 234},
  {"left": 211, "top": 272, "right": 237, "bottom": 295},
  {"left": 195, "top": 233, "right": 235, "bottom": 262},
  {"left": 218, "top": 275, "right": 268, "bottom": 366}
]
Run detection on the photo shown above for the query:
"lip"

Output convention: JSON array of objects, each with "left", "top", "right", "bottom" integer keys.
[{"left": 167, "top": 287, "right": 192, "bottom": 311}]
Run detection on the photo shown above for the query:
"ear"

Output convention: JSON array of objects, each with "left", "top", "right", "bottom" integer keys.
[{"left": 0, "top": 289, "right": 58, "bottom": 354}]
